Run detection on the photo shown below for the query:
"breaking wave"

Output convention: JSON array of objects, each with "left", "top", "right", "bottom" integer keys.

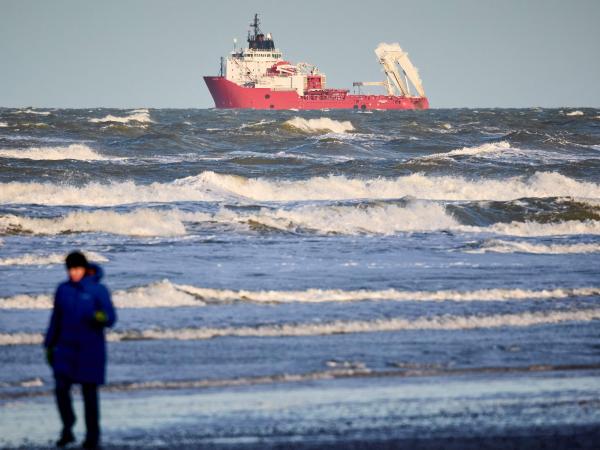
[
  {"left": 1, "top": 171, "right": 599, "bottom": 206},
  {"left": 486, "top": 220, "right": 600, "bottom": 237},
  {"left": 0, "top": 209, "right": 190, "bottom": 237},
  {"left": 2, "top": 308, "right": 599, "bottom": 345},
  {"left": 0, "top": 122, "right": 8, "bottom": 127},
  {"left": 469, "top": 239, "right": 600, "bottom": 254},
  {"left": 13, "top": 109, "right": 51, "bottom": 116},
  {"left": 283, "top": 117, "right": 355, "bottom": 133},
  {"left": 0, "top": 280, "right": 205, "bottom": 310},
  {"left": 0, "top": 144, "right": 114, "bottom": 161},
  {"left": 210, "top": 201, "right": 459, "bottom": 234},
  {"left": 0, "top": 180, "right": 211, "bottom": 206},
  {"left": 2, "top": 204, "right": 599, "bottom": 238},
  {"left": 89, "top": 109, "right": 153, "bottom": 124},
  {"left": 419, "top": 141, "right": 600, "bottom": 163},
  {"left": 0, "top": 251, "right": 107, "bottom": 267},
  {"left": 2, "top": 279, "right": 598, "bottom": 309},
  {"left": 566, "top": 110, "right": 584, "bottom": 116},
  {"left": 423, "top": 141, "right": 513, "bottom": 160}
]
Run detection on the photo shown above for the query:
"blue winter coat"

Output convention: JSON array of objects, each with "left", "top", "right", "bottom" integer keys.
[{"left": 44, "top": 264, "right": 117, "bottom": 385}]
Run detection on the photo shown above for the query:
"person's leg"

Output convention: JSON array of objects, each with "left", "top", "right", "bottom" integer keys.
[
  {"left": 54, "top": 376, "right": 76, "bottom": 446},
  {"left": 81, "top": 383, "right": 100, "bottom": 447}
]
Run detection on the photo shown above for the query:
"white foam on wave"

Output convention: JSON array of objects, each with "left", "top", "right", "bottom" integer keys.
[
  {"left": 89, "top": 109, "right": 153, "bottom": 124},
  {"left": 170, "top": 171, "right": 600, "bottom": 202},
  {"left": 0, "top": 251, "right": 108, "bottom": 267},
  {"left": 468, "top": 239, "right": 600, "bottom": 254},
  {"left": 239, "top": 119, "right": 277, "bottom": 130},
  {"left": 165, "top": 204, "right": 600, "bottom": 238},
  {"left": 423, "top": 141, "right": 514, "bottom": 160},
  {"left": 284, "top": 117, "right": 354, "bottom": 133},
  {"left": 3, "top": 308, "right": 599, "bottom": 345},
  {"left": 209, "top": 201, "right": 459, "bottom": 234},
  {"left": 566, "top": 110, "right": 584, "bottom": 116},
  {"left": 420, "top": 141, "right": 597, "bottom": 163},
  {"left": 0, "top": 179, "right": 212, "bottom": 206},
  {"left": 0, "top": 209, "right": 190, "bottom": 237},
  {"left": 2, "top": 279, "right": 598, "bottom": 310},
  {"left": 2, "top": 204, "right": 598, "bottom": 239},
  {"left": 0, "top": 280, "right": 205, "bottom": 310},
  {"left": 0, "top": 144, "right": 113, "bottom": 161},
  {"left": 2, "top": 171, "right": 599, "bottom": 206},
  {"left": 176, "top": 284, "right": 600, "bottom": 305},
  {"left": 0, "top": 122, "right": 8, "bottom": 127},
  {"left": 485, "top": 220, "right": 600, "bottom": 237},
  {"left": 13, "top": 109, "right": 51, "bottom": 116}
]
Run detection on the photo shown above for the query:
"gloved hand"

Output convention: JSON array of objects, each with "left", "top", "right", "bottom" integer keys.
[
  {"left": 94, "top": 310, "right": 108, "bottom": 324},
  {"left": 45, "top": 347, "right": 54, "bottom": 366}
]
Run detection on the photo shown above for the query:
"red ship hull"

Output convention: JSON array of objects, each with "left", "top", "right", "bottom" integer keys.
[{"left": 204, "top": 77, "right": 429, "bottom": 110}]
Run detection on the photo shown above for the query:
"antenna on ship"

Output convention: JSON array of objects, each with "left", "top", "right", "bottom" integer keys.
[{"left": 250, "top": 13, "right": 260, "bottom": 38}]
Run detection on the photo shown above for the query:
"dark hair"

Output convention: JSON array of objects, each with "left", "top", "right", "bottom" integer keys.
[{"left": 65, "top": 251, "right": 88, "bottom": 269}]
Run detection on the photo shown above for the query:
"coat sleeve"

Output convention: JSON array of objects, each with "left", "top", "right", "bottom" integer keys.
[
  {"left": 44, "top": 288, "right": 61, "bottom": 349},
  {"left": 96, "top": 284, "right": 117, "bottom": 328}
]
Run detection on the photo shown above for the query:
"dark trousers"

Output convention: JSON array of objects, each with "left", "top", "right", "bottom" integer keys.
[{"left": 55, "top": 376, "right": 100, "bottom": 444}]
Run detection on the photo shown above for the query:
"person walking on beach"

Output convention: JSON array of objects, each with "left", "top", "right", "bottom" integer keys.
[{"left": 44, "top": 251, "right": 117, "bottom": 449}]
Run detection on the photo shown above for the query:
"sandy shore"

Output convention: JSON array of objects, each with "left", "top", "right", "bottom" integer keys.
[
  {"left": 2, "top": 368, "right": 600, "bottom": 450},
  {"left": 5, "top": 427, "right": 600, "bottom": 450}
]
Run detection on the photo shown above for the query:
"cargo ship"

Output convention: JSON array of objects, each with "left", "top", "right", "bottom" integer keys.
[{"left": 204, "top": 14, "right": 429, "bottom": 110}]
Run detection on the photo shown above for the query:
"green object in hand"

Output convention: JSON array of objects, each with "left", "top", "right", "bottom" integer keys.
[
  {"left": 94, "top": 310, "right": 108, "bottom": 323},
  {"left": 46, "top": 348, "right": 54, "bottom": 365}
]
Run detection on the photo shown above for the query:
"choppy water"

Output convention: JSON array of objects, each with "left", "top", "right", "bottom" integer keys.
[{"left": 1, "top": 107, "right": 600, "bottom": 444}]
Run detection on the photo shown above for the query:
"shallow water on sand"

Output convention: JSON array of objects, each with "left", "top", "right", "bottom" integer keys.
[{"left": 0, "top": 107, "right": 599, "bottom": 446}]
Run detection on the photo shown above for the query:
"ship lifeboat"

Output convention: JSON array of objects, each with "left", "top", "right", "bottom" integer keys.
[{"left": 267, "top": 61, "right": 296, "bottom": 76}]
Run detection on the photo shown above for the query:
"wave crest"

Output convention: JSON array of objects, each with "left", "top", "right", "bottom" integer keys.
[
  {"left": 469, "top": 239, "right": 600, "bottom": 254},
  {"left": 0, "top": 251, "right": 107, "bottom": 266},
  {"left": 423, "top": 141, "right": 513, "bottom": 160},
  {"left": 89, "top": 109, "right": 152, "bottom": 124},
  {"left": 2, "top": 280, "right": 598, "bottom": 310},
  {"left": 209, "top": 201, "right": 459, "bottom": 234},
  {"left": 0, "top": 209, "right": 189, "bottom": 237},
  {"left": 0, "top": 144, "right": 112, "bottom": 161},
  {"left": 2, "top": 204, "right": 599, "bottom": 238},
  {"left": 13, "top": 109, "right": 51, "bottom": 116},
  {"left": 283, "top": 117, "right": 354, "bottom": 133},
  {"left": 1, "top": 171, "right": 599, "bottom": 206},
  {"left": 2, "top": 308, "right": 599, "bottom": 345},
  {"left": 486, "top": 220, "right": 600, "bottom": 237}
]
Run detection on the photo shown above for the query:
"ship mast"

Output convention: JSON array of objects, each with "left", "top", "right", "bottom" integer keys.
[
  {"left": 246, "top": 13, "right": 275, "bottom": 50},
  {"left": 250, "top": 13, "right": 260, "bottom": 40}
]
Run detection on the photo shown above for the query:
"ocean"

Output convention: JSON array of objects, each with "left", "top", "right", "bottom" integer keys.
[{"left": 1, "top": 107, "right": 599, "bottom": 448}]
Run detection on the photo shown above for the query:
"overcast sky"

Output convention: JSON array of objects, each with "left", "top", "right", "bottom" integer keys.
[{"left": 1, "top": 0, "right": 599, "bottom": 108}]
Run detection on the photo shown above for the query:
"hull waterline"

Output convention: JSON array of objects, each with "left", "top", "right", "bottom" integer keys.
[{"left": 204, "top": 77, "right": 429, "bottom": 110}]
